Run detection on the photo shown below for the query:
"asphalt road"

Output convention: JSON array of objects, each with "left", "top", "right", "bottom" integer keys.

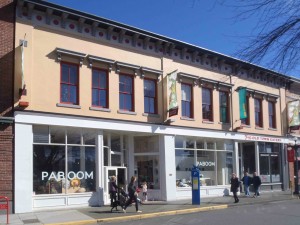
[{"left": 100, "top": 200, "right": 300, "bottom": 225}]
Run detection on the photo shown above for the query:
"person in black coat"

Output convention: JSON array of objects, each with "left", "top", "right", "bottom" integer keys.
[
  {"left": 123, "top": 176, "right": 142, "bottom": 213},
  {"left": 252, "top": 172, "right": 262, "bottom": 197},
  {"left": 109, "top": 176, "right": 119, "bottom": 207},
  {"left": 230, "top": 173, "right": 240, "bottom": 203}
]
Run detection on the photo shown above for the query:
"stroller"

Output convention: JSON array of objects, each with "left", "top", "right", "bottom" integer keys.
[{"left": 111, "top": 187, "right": 128, "bottom": 212}]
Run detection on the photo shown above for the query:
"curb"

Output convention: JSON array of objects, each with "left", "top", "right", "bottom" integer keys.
[
  {"left": 97, "top": 205, "right": 228, "bottom": 224},
  {"left": 45, "top": 205, "right": 228, "bottom": 225}
]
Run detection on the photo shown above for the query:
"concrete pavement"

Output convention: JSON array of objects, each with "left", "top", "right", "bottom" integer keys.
[{"left": 0, "top": 191, "right": 298, "bottom": 225}]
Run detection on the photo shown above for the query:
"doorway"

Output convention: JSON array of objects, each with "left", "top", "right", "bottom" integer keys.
[{"left": 104, "top": 166, "right": 127, "bottom": 205}]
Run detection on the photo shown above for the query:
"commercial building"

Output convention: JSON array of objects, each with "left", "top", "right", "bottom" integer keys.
[{"left": 1, "top": 0, "right": 298, "bottom": 213}]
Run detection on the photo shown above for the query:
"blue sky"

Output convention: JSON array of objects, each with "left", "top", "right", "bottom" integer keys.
[{"left": 45, "top": 0, "right": 299, "bottom": 78}]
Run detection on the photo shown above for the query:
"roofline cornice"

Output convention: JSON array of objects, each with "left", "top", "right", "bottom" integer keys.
[{"left": 21, "top": 0, "right": 295, "bottom": 81}]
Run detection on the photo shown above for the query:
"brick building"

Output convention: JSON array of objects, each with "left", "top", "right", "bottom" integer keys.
[{"left": 0, "top": 0, "right": 15, "bottom": 212}]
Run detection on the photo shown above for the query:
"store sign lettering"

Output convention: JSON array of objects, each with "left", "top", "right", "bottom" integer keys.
[
  {"left": 245, "top": 135, "right": 283, "bottom": 143},
  {"left": 198, "top": 161, "right": 215, "bottom": 167},
  {"left": 42, "top": 171, "right": 94, "bottom": 181}
]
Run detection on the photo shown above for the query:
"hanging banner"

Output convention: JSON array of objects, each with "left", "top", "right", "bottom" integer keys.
[
  {"left": 167, "top": 70, "right": 178, "bottom": 117},
  {"left": 288, "top": 100, "right": 300, "bottom": 127},
  {"left": 239, "top": 88, "right": 247, "bottom": 119}
]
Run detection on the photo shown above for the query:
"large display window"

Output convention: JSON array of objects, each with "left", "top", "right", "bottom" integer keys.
[
  {"left": 175, "top": 136, "right": 233, "bottom": 188},
  {"left": 33, "top": 126, "right": 96, "bottom": 195},
  {"left": 258, "top": 143, "right": 280, "bottom": 183},
  {"left": 134, "top": 136, "right": 160, "bottom": 189}
]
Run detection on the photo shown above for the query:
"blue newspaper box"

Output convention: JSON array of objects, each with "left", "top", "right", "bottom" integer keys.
[{"left": 191, "top": 165, "right": 200, "bottom": 205}]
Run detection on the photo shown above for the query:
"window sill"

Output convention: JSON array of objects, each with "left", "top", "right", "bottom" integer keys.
[
  {"left": 117, "top": 110, "right": 137, "bottom": 115},
  {"left": 268, "top": 127, "right": 277, "bottom": 131},
  {"left": 180, "top": 117, "right": 195, "bottom": 121},
  {"left": 202, "top": 120, "right": 214, "bottom": 124},
  {"left": 255, "top": 126, "right": 264, "bottom": 130},
  {"left": 89, "top": 107, "right": 111, "bottom": 112},
  {"left": 241, "top": 124, "right": 251, "bottom": 128},
  {"left": 56, "top": 103, "right": 81, "bottom": 109},
  {"left": 218, "top": 122, "right": 230, "bottom": 125},
  {"left": 142, "top": 113, "right": 160, "bottom": 118}
]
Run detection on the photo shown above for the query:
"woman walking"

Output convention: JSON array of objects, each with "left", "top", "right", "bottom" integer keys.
[
  {"left": 123, "top": 176, "right": 142, "bottom": 213},
  {"left": 230, "top": 173, "right": 240, "bottom": 203}
]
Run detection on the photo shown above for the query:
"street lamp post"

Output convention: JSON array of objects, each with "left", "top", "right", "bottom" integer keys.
[{"left": 294, "top": 138, "right": 299, "bottom": 195}]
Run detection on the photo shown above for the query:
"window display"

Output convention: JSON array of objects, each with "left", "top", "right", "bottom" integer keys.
[
  {"left": 33, "top": 126, "right": 96, "bottom": 195},
  {"left": 175, "top": 137, "right": 233, "bottom": 187},
  {"left": 134, "top": 136, "right": 160, "bottom": 189}
]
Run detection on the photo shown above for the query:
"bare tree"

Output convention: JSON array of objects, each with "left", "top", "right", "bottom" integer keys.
[{"left": 219, "top": 0, "right": 300, "bottom": 74}]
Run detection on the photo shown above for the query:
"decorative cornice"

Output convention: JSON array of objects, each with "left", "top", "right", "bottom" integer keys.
[
  {"left": 236, "top": 86, "right": 279, "bottom": 100},
  {"left": 56, "top": 48, "right": 86, "bottom": 66},
  {"left": 115, "top": 61, "right": 140, "bottom": 75},
  {"left": 87, "top": 55, "right": 115, "bottom": 71},
  {"left": 21, "top": 0, "right": 294, "bottom": 83}
]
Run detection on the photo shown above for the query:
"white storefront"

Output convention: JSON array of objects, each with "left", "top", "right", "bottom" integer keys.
[{"left": 14, "top": 111, "right": 289, "bottom": 213}]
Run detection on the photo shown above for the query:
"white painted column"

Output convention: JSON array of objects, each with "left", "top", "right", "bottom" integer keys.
[
  {"left": 160, "top": 135, "right": 176, "bottom": 201},
  {"left": 127, "top": 135, "right": 135, "bottom": 179},
  {"left": 255, "top": 141, "right": 260, "bottom": 174},
  {"left": 15, "top": 123, "right": 33, "bottom": 213},
  {"left": 96, "top": 130, "right": 104, "bottom": 205},
  {"left": 233, "top": 141, "right": 239, "bottom": 177}
]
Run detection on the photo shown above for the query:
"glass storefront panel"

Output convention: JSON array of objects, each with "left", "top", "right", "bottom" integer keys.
[
  {"left": 260, "top": 154, "right": 270, "bottom": 183},
  {"left": 135, "top": 155, "right": 160, "bottom": 189},
  {"left": 134, "top": 136, "right": 160, "bottom": 189},
  {"left": 33, "top": 126, "right": 96, "bottom": 196},
  {"left": 33, "top": 145, "right": 65, "bottom": 195},
  {"left": 67, "top": 146, "right": 96, "bottom": 193},
  {"left": 271, "top": 154, "right": 280, "bottom": 182},
  {"left": 50, "top": 126, "right": 65, "bottom": 144},
  {"left": 175, "top": 136, "right": 233, "bottom": 187},
  {"left": 111, "top": 154, "right": 122, "bottom": 166}
]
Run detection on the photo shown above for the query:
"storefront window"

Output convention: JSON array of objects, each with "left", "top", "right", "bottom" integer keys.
[
  {"left": 67, "top": 146, "right": 96, "bottom": 193},
  {"left": 134, "top": 136, "right": 160, "bottom": 189},
  {"left": 135, "top": 155, "right": 160, "bottom": 189},
  {"left": 259, "top": 143, "right": 281, "bottom": 183},
  {"left": 33, "top": 126, "right": 96, "bottom": 195},
  {"left": 33, "top": 145, "right": 65, "bottom": 195},
  {"left": 175, "top": 137, "right": 233, "bottom": 187}
]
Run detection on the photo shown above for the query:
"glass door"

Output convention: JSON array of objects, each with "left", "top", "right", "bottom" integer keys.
[{"left": 104, "top": 166, "right": 127, "bottom": 205}]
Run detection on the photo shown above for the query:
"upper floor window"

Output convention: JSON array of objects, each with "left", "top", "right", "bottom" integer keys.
[
  {"left": 202, "top": 88, "right": 213, "bottom": 121},
  {"left": 144, "top": 79, "right": 157, "bottom": 114},
  {"left": 119, "top": 74, "right": 134, "bottom": 111},
  {"left": 254, "top": 98, "right": 263, "bottom": 127},
  {"left": 241, "top": 96, "right": 250, "bottom": 125},
  {"left": 60, "top": 62, "right": 79, "bottom": 105},
  {"left": 268, "top": 101, "right": 276, "bottom": 129},
  {"left": 181, "top": 83, "right": 193, "bottom": 118},
  {"left": 219, "top": 91, "right": 229, "bottom": 123},
  {"left": 92, "top": 69, "right": 108, "bottom": 108}
]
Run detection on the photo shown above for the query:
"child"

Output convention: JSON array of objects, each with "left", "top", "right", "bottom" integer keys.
[{"left": 141, "top": 181, "right": 148, "bottom": 202}]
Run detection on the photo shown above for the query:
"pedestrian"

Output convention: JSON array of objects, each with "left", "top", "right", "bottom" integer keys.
[
  {"left": 230, "top": 173, "right": 240, "bottom": 203},
  {"left": 123, "top": 176, "right": 142, "bottom": 213},
  {"left": 252, "top": 172, "right": 262, "bottom": 198},
  {"left": 141, "top": 181, "right": 148, "bottom": 202},
  {"left": 241, "top": 171, "right": 252, "bottom": 197},
  {"left": 109, "top": 176, "right": 118, "bottom": 207}
]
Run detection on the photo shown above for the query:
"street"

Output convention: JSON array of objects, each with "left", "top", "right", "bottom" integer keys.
[{"left": 101, "top": 200, "right": 300, "bottom": 225}]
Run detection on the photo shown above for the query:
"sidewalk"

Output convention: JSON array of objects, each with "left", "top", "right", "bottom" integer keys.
[{"left": 1, "top": 191, "right": 297, "bottom": 225}]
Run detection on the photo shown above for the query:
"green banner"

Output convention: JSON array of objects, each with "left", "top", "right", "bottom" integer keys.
[{"left": 239, "top": 88, "right": 247, "bottom": 119}]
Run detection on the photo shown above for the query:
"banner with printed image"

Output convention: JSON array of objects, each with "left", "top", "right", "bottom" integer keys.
[
  {"left": 288, "top": 100, "right": 300, "bottom": 127},
  {"left": 167, "top": 70, "right": 178, "bottom": 117}
]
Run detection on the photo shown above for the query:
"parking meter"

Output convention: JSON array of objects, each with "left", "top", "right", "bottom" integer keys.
[{"left": 191, "top": 165, "right": 200, "bottom": 205}]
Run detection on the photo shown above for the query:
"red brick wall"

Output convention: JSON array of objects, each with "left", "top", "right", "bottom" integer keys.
[{"left": 0, "top": 0, "right": 15, "bottom": 209}]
